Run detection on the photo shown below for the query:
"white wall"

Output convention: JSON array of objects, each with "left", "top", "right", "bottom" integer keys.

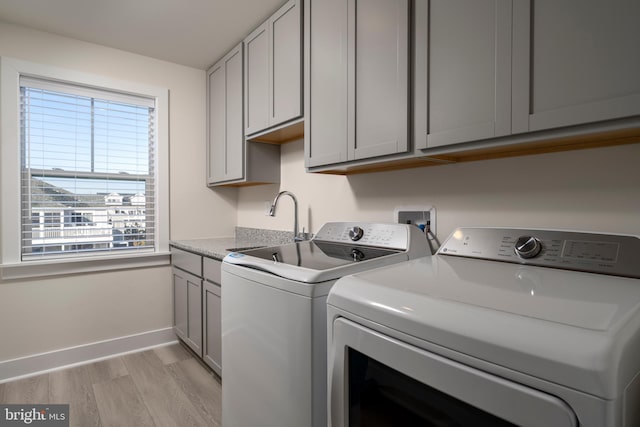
[
  {"left": 238, "top": 138, "right": 640, "bottom": 239},
  {"left": 0, "top": 22, "right": 236, "bottom": 363}
]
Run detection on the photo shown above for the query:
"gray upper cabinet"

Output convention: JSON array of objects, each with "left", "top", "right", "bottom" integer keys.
[
  {"left": 208, "top": 43, "right": 280, "bottom": 187},
  {"left": 244, "top": 0, "right": 302, "bottom": 137},
  {"left": 512, "top": 0, "right": 640, "bottom": 133},
  {"left": 244, "top": 23, "right": 270, "bottom": 135},
  {"left": 304, "top": 0, "right": 348, "bottom": 166},
  {"left": 415, "top": 0, "right": 640, "bottom": 153},
  {"left": 416, "top": 0, "right": 513, "bottom": 149},
  {"left": 207, "top": 43, "right": 244, "bottom": 184},
  {"left": 305, "top": 0, "right": 410, "bottom": 168},
  {"left": 271, "top": 0, "right": 303, "bottom": 126},
  {"left": 352, "top": 0, "right": 410, "bottom": 160}
]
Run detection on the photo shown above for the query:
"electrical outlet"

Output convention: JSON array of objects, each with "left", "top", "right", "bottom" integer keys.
[{"left": 395, "top": 206, "right": 436, "bottom": 239}]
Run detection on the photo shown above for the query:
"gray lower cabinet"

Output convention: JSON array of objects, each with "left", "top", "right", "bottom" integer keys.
[
  {"left": 207, "top": 43, "right": 279, "bottom": 186},
  {"left": 305, "top": 0, "right": 411, "bottom": 168},
  {"left": 202, "top": 257, "right": 222, "bottom": 375},
  {"left": 171, "top": 248, "right": 222, "bottom": 375},
  {"left": 172, "top": 249, "right": 203, "bottom": 356}
]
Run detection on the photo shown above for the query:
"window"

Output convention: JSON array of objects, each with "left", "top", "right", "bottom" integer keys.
[
  {"left": 21, "top": 77, "right": 155, "bottom": 259},
  {"left": 1, "top": 57, "right": 169, "bottom": 278}
]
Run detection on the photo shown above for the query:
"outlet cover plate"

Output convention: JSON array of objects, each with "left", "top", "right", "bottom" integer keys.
[{"left": 394, "top": 206, "right": 436, "bottom": 239}]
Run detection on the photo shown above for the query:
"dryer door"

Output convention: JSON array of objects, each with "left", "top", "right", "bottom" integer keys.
[{"left": 330, "top": 317, "right": 578, "bottom": 427}]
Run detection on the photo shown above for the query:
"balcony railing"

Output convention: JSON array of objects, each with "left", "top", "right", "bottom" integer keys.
[{"left": 31, "top": 225, "right": 114, "bottom": 243}]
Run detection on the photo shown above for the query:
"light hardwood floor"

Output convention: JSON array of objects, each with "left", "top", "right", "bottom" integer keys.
[{"left": 0, "top": 343, "right": 221, "bottom": 427}]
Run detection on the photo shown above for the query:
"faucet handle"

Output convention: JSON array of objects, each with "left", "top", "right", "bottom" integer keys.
[{"left": 295, "top": 227, "right": 311, "bottom": 242}]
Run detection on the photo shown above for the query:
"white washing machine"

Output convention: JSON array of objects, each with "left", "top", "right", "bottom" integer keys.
[
  {"left": 221, "top": 222, "right": 429, "bottom": 427},
  {"left": 328, "top": 227, "right": 640, "bottom": 427}
]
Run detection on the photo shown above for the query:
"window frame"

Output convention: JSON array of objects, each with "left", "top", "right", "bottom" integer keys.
[{"left": 1, "top": 57, "right": 170, "bottom": 280}]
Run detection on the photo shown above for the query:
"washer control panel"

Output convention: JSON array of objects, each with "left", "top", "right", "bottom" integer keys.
[
  {"left": 314, "top": 222, "right": 413, "bottom": 250},
  {"left": 439, "top": 227, "right": 640, "bottom": 278}
]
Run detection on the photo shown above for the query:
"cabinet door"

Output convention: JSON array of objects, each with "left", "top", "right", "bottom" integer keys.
[
  {"left": 173, "top": 267, "right": 188, "bottom": 342},
  {"left": 203, "top": 280, "right": 222, "bottom": 375},
  {"left": 207, "top": 63, "right": 226, "bottom": 184},
  {"left": 512, "top": 0, "right": 640, "bottom": 133},
  {"left": 305, "top": 0, "right": 349, "bottom": 167},
  {"left": 207, "top": 43, "right": 245, "bottom": 184},
  {"left": 306, "top": 0, "right": 411, "bottom": 167},
  {"left": 225, "top": 44, "right": 245, "bottom": 181},
  {"left": 418, "top": 0, "right": 513, "bottom": 149},
  {"left": 186, "top": 273, "right": 203, "bottom": 356},
  {"left": 351, "top": 0, "right": 410, "bottom": 160},
  {"left": 245, "top": 23, "right": 270, "bottom": 135},
  {"left": 270, "top": 0, "right": 302, "bottom": 126},
  {"left": 173, "top": 268, "right": 202, "bottom": 356}
]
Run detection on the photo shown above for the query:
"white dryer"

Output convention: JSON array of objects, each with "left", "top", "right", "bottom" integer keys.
[
  {"left": 328, "top": 227, "right": 640, "bottom": 426},
  {"left": 221, "top": 222, "right": 429, "bottom": 427}
]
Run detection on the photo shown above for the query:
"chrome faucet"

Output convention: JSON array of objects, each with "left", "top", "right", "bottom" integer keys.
[{"left": 268, "top": 190, "right": 307, "bottom": 242}]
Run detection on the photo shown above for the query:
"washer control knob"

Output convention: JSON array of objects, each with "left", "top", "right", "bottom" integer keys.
[
  {"left": 514, "top": 236, "right": 542, "bottom": 259},
  {"left": 351, "top": 249, "right": 365, "bottom": 261},
  {"left": 348, "top": 226, "right": 364, "bottom": 241}
]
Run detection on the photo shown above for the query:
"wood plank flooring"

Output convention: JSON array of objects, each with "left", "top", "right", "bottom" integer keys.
[{"left": 0, "top": 343, "right": 221, "bottom": 427}]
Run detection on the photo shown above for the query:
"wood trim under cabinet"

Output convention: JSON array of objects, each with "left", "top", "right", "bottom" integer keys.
[
  {"left": 246, "top": 118, "right": 304, "bottom": 144},
  {"left": 429, "top": 126, "right": 640, "bottom": 164},
  {"left": 310, "top": 125, "right": 640, "bottom": 175}
]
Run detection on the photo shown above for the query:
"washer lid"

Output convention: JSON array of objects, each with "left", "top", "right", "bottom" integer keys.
[
  {"left": 223, "top": 222, "right": 430, "bottom": 283},
  {"left": 235, "top": 240, "right": 400, "bottom": 270},
  {"left": 224, "top": 241, "right": 409, "bottom": 283},
  {"left": 328, "top": 256, "right": 640, "bottom": 399}
]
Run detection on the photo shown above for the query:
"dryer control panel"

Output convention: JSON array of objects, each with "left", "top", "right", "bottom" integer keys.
[{"left": 439, "top": 227, "right": 640, "bottom": 278}]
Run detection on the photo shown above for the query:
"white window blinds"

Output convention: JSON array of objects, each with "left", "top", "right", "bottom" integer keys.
[{"left": 20, "top": 76, "right": 157, "bottom": 259}]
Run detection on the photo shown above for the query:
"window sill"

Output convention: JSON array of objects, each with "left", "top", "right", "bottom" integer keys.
[{"left": 0, "top": 252, "right": 171, "bottom": 281}]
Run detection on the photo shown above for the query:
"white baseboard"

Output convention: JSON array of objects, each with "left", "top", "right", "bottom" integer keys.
[{"left": 0, "top": 327, "right": 177, "bottom": 383}]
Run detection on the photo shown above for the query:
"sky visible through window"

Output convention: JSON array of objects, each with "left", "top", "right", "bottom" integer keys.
[{"left": 23, "top": 87, "right": 152, "bottom": 196}]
